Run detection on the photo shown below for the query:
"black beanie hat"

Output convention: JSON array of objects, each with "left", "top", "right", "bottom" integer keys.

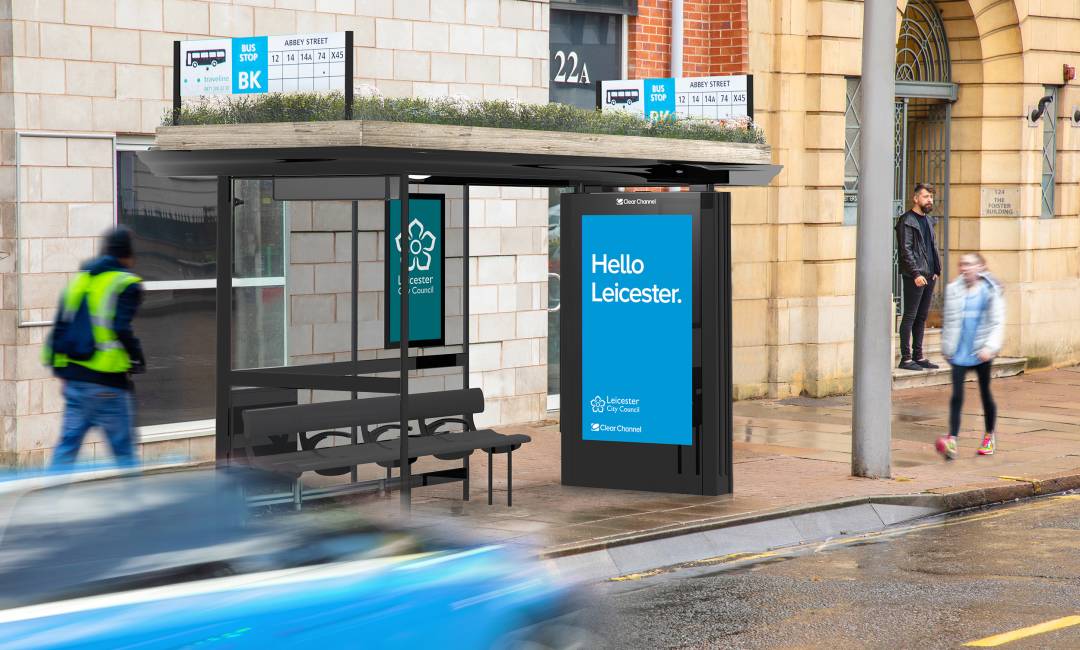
[{"left": 103, "top": 226, "right": 134, "bottom": 259}]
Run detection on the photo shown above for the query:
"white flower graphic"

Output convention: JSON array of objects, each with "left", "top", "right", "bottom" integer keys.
[
  {"left": 590, "top": 395, "right": 606, "bottom": 414},
  {"left": 395, "top": 218, "right": 437, "bottom": 272}
]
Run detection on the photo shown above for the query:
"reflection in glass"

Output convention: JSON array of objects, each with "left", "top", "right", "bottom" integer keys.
[
  {"left": 135, "top": 289, "right": 216, "bottom": 426},
  {"left": 549, "top": 11, "right": 622, "bottom": 110},
  {"left": 233, "top": 180, "right": 286, "bottom": 278},
  {"left": 135, "top": 287, "right": 287, "bottom": 425},
  {"left": 117, "top": 152, "right": 217, "bottom": 281},
  {"left": 547, "top": 190, "right": 563, "bottom": 398},
  {"left": 233, "top": 286, "right": 286, "bottom": 370}
]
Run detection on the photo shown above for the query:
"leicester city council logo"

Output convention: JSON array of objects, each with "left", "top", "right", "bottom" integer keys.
[
  {"left": 395, "top": 218, "right": 437, "bottom": 272},
  {"left": 590, "top": 395, "right": 606, "bottom": 414}
]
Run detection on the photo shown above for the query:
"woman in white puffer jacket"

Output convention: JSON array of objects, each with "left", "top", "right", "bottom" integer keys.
[{"left": 936, "top": 252, "right": 1005, "bottom": 460}]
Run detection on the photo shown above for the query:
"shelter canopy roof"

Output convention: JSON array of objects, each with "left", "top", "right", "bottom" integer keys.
[{"left": 140, "top": 120, "right": 780, "bottom": 187}]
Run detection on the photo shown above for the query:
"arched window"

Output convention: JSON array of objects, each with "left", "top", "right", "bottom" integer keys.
[{"left": 895, "top": 0, "right": 951, "bottom": 83}]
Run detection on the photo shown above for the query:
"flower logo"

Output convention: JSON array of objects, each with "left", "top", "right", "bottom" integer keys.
[
  {"left": 395, "top": 218, "right": 437, "bottom": 272},
  {"left": 590, "top": 395, "right": 606, "bottom": 414}
]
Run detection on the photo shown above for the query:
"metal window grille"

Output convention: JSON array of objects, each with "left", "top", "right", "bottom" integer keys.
[
  {"left": 843, "top": 77, "right": 862, "bottom": 226},
  {"left": 1042, "top": 85, "right": 1058, "bottom": 219}
]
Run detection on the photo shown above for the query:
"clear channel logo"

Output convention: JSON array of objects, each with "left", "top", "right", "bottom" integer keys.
[
  {"left": 589, "top": 422, "right": 643, "bottom": 434},
  {"left": 395, "top": 217, "right": 437, "bottom": 271},
  {"left": 615, "top": 197, "right": 658, "bottom": 206}
]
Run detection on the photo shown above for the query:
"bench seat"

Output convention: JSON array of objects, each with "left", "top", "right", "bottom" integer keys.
[
  {"left": 247, "top": 430, "right": 530, "bottom": 476},
  {"left": 237, "top": 389, "right": 530, "bottom": 506}
]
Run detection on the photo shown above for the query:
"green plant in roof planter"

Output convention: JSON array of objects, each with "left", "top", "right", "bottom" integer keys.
[{"left": 167, "top": 92, "right": 766, "bottom": 145}]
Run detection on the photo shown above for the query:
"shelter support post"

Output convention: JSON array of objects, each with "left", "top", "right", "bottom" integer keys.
[
  {"left": 215, "top": 177, "right": 233, "bottom": 463},
  {"left": 462, "top": 185, "right": 470, "bottom": 390},
  {"left": 350, "top": 199, "right": 359, "bottom": 483},
  {"left": 852, "top": 0, "right": 894, "bottom": 478},
  {"left": 399, "top": 174, "right": 411, "bottom": 510}
]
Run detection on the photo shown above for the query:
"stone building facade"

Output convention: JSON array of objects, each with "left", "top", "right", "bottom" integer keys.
[{"left": 728, "top": 0, "right": 1080, "bottom": 398}]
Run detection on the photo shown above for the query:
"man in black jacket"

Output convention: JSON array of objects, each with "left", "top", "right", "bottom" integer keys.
[{"left": 895, "top": 182, "right": 941, "bottom": 371}]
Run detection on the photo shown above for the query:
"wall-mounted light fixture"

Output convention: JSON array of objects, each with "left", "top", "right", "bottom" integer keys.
[
  {"left": 1065, "top": 64, "right": 1076, "bottom": 83},
  {"left": 1072, "top": 107, "right": 1080, "bottom": 127},
  {"left": 1029, "top": 94, "right": 1054, "bottom": 124}
]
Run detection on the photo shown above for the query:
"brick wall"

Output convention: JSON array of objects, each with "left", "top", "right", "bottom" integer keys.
[{"left": 628, "top": 0, "right": 748, "bottom": 79}]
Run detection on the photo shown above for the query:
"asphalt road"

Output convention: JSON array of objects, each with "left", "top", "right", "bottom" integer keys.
[{"left": 581, "top": 493, "right": 1080, "bottom": 649}]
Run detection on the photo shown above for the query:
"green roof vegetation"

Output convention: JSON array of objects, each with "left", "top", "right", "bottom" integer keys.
[{"left": 167, "top": 92, "right": 766, "bottom": 145}]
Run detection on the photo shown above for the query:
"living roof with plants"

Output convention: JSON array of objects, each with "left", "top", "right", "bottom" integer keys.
[{"left": 166, "top": 92, "right": 766, "bottom": 145}]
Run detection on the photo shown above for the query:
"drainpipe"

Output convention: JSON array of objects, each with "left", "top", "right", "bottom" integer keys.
[
  {"left": 671, "top": 0, "right": 683, "bottom": 78},
  {"left": 669, "top": 0, "right": 684, "bottom": 192}
]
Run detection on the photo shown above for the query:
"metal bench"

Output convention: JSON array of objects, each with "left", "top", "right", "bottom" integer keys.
[{"left": 237, "top": 388, "right": 530, "bottom": 507}]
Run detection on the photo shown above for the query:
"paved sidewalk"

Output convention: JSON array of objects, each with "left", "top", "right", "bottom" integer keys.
[{"left": 333, "top": 367, "right": 1080, "bottom": 556}]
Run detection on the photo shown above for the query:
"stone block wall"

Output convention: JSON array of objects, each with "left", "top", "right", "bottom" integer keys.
[
  {"left": 731, "top": 0, "right": 1080, "bottom": 398},
  {"left": 0, "top": 0, "right": 551, "bottom": 467}
]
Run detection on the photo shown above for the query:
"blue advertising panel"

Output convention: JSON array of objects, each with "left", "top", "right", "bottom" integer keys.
[
  {"left": 386, "top": 197, "right": 445, "bottom": 348},
  {"left": 581, "top": 214, "right": 692, "bottom": 445}
]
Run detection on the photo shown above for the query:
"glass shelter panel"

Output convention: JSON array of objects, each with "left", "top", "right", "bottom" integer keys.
[{"left": 117, "top": 154, "right": 287, "bottom": 427}]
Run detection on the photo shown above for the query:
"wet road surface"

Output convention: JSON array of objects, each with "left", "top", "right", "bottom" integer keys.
[{"left": 582, "top": 493, "right": 1080, "bottom": 649}]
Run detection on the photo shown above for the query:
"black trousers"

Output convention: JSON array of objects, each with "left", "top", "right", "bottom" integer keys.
[
  {"left": 949, "top": 362, "right": 996, "bottom": 438},
  {"left": 899, "top": 274, "right": 935, "bottom": 360}
]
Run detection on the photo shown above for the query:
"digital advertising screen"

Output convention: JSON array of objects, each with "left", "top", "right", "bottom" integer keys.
[{"left": 580, "top": 212, "right": 693, "bottom": 446}]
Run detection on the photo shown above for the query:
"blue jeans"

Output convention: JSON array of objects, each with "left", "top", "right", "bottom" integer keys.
[{"left": 53, "top": 380, "right": 137, "bottom": 467}]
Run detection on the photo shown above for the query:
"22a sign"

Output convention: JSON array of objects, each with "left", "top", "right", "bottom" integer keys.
[{"left": 552, "top": 50, "right": 591, "bottom": 85}]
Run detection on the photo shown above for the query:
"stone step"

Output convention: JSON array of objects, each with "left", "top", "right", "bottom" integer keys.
[
  {"left": 893, "top": 328, "right": 942, "bottom": 361},
  {"left": 892, "top": 356, "right": 1027, "bottom": 390}
]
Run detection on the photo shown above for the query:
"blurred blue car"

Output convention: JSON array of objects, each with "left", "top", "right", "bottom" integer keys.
[{"left": 0, "top": 468, "right": 585, "bottom": 649}]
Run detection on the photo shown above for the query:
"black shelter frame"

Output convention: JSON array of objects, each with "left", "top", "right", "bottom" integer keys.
[{"left": 139, "top": 139, "right": 780, "bottom": 509}]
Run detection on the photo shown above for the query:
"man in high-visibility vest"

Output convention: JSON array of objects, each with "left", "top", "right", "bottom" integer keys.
[{"left": 45, "top": 227, "right": 146, "bottom": 466}]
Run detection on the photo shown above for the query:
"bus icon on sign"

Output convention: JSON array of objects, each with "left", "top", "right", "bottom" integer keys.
[
  {"left": 606, "top": 88, "right": 640, "bottom": 106},
  {"left": 186, "top": 49, "right": 226, "bottom": 68}
]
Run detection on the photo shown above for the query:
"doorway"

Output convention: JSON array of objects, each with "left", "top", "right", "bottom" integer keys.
[{"left": 893, "top": 0, "right": 956, "bottom": 326}]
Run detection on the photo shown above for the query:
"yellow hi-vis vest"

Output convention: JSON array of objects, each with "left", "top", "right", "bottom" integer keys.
[{"left": 46, "top": 270, "right": 142, "bottom": 373}]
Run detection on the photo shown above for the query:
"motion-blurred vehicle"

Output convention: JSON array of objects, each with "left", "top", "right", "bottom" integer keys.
[{"left": 0, "top": 467, "right": 585, "bottom": 649}]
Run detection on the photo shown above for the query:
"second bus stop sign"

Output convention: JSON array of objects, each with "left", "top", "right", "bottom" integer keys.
[{"left": 581, "top": 214, "right": 692, "bottom": 445}]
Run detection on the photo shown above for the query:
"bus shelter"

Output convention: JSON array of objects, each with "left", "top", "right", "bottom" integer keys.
[{"left": 139, "top": 120, "right": 780, "bottom": 508}]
